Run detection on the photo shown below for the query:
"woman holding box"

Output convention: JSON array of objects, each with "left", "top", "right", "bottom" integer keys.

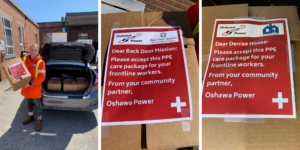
[{"left": 21, "top": 44, "right": 46, "bottom": 131}]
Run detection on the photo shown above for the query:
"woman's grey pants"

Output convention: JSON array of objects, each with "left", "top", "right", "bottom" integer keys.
[{"left": 26, "top": 98, "right": 42, "bottom": 117}]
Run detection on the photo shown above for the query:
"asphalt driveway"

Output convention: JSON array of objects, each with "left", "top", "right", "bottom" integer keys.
[{"left": 0, "top": 63, "right": 98, "bottom": 150}]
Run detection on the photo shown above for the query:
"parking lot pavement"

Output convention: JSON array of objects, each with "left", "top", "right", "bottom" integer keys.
[{"left": 0, "top": 79, "right": 98, "bottom": 150}]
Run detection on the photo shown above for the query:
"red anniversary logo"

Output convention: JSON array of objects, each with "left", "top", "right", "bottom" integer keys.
[
  {"left": 222, "top": 25, "right": 246, "bottom": 36},
  {"left": 118, "top": 33, "right": 142, "bottom": 43}
]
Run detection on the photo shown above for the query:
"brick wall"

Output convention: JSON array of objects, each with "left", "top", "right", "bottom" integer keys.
[
  {"left": 38, "top": 22, "right": 64, "bottom": 48},
  {"left": 0, "top": 0, "right": 39, "bottom": 81},
  {"left": 38, "top": 23, "right": 98, "bottom": 46},
  {"left": 137, "top": 0, "right": 195, "bottom": 12},
  {"left": 68, "top": 26, "right": 98, "bottom": 42}
]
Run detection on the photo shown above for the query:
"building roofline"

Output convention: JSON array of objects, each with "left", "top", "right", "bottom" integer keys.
[
  {"left": 66, "top": 11, "right": 98, "bottom": 16},
  {"left": 37, "top": 21, "right": 65, "bottom": 24},
  {"left": 8, "top": 0, "right": 39, "bottom": 28}
]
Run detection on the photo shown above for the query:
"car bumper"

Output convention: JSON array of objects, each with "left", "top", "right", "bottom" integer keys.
[
  {"left": 42, "top": 90, "right": 98, "bottom": 111},
  {"left": 42, "top": 104, "right": 98, "bottom": 111}
]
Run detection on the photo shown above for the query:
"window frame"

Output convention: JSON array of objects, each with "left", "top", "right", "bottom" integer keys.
[
  {"left": 1, "top": 16, "right": 15, "bottom": 56},
  {"left": 35, "top": 33, "right": 38, "bottom": 44},
  {"left": 18, "top": 26, "right": 24, "bottom": 51}
]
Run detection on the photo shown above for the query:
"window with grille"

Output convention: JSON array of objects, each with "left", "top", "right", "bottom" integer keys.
[
  {"left": 18, "top": 26, "right": 24, "bottom": 51},
  {"left": 78, "top": 33, "right": 88, "bottom": 39},
  {"left": 35, "top": 33, "right": 38, "bottom": 44},
  {"left": 2, "top": 17, "right": 14, "bottom": 55}
]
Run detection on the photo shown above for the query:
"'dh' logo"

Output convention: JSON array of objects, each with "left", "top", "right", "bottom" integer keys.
[
  {"left": 118, "top": 33, "right": 142, "bottom": 43},
  {"left": 263, "top": 24, "right": 279, "bottom": 35},
  {"left": 160, "top": 32, "right": 166, "bottom": 37}
]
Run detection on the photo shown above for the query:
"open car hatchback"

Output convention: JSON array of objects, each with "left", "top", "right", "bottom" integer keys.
[{"left": 27, "top": 42, "right": 98, "bottom": 111}]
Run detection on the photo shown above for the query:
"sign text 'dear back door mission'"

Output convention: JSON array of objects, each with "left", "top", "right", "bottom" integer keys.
[
  {"left": 202, "top": 19, "right": 296, "bottom": 118},
  {"left": 102, "top": 27, "right": 192, "bottom": 126}
]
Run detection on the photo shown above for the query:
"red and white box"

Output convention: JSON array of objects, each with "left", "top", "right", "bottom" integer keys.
[
  {"left": 64, "top": 79, "right": 76, "bottom": 84},
  {"left": 49, "top": 77, "right": 61, "bottom": 84},
  {"left": 48, "top": 77, "right": 61, "bottom": 91},
  {"left": 2, "top": 57, "right": 31, "bottom": 91},
  {"left": 76, "top": 77, "right": 88, "bottom": 84},
  {"left": 63, "top": 79, "right": 77, "bottom": 92}
]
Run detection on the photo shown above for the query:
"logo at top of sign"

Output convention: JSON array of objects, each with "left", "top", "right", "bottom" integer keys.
[
  {"left": 222, "top": 25, "right": 246, "bottom": 36},
  {"left": 160, "top": 32, "right": 167, "bottom": 37},
  {"left": 263, "top": 24, "right": 279, "bottom": 35},
  {"left": 118, "top": 33, "right": 142, "bottom": 43}
]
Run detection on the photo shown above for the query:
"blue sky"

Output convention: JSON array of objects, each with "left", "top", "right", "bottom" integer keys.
[{"left": 15, "top": 0, "right": 98, "bottom": 23}]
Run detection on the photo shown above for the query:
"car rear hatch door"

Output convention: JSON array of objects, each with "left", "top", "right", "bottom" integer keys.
[{"left": 40, "top": 42, "right": 95, "bottom": 64}]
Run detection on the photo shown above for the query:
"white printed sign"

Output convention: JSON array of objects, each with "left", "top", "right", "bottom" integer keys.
[
  {"left": 113, "top": 30, "right": 179, "bottom": 45},
  {"left": 216, "top": 23, "right": 284, "bottom": 37}
]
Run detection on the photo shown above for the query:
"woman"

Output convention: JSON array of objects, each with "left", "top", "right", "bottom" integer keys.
[{"left": 21, "top": 44, "right": 46, "bottom": 131}]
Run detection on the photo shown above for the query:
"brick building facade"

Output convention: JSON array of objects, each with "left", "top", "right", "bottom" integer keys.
[
  {"left": 38, "top": 22, "right": 64, "bottom": 47},
  {"left": 67, "top": 26, "right": 98, "bottom": 42},
  {"left": 65, "top": 12, "right": 98, "bottom": 47},
  {"left": 38, "top": 12, "right": 98, "bottom": 51},
  {"left": 0, "top": 0, "right": 39, "bottom": 81}
]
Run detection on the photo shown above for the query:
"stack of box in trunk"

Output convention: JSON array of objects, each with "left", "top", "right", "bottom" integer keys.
[{"left": 47, "top": 75, "right": 89, "bottom": 92}]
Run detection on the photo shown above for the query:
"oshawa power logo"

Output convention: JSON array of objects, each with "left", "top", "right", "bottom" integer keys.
[
  {"left": 118, "top": 33, "right": 142, "bottom": 43},
  {"left": 221, "top": 25, "right": 246, "bottom": 36}
]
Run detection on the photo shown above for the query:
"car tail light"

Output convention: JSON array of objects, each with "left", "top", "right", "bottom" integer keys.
[{"left": 94, "top": 76, "right": 98, "bottom": 86}]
